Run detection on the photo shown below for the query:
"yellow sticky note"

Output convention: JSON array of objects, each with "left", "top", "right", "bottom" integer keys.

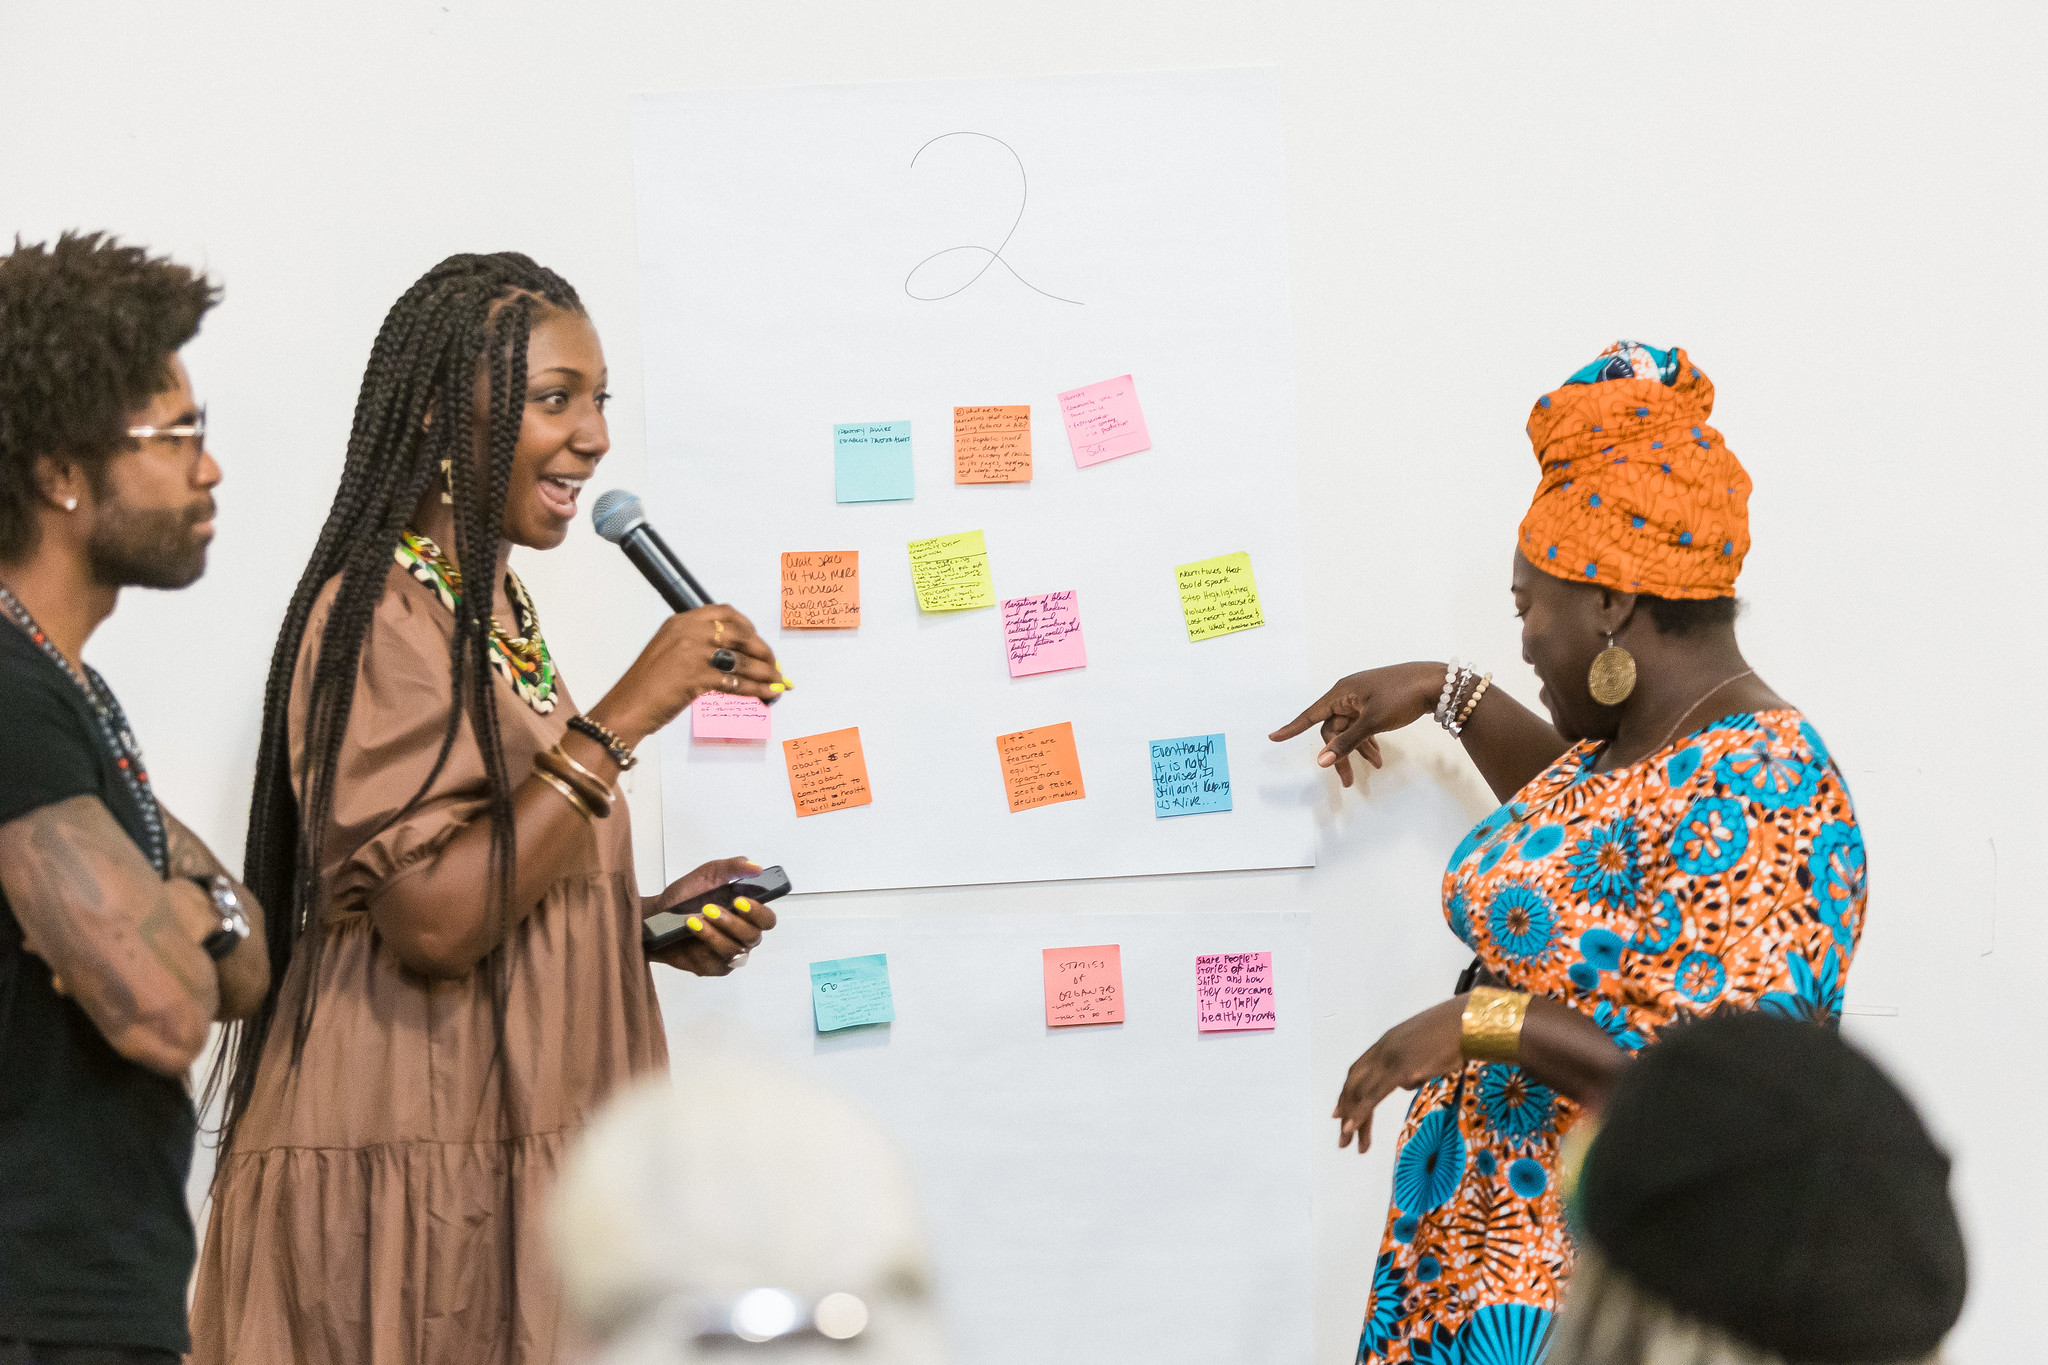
[
  {"left": 1175, "top": 551, "right": 1264, "bottom": 641},
  {"left": 907, "top": 530, "right": 995, "bottom": 612}
]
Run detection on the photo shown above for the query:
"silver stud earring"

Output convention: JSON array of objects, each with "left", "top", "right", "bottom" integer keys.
[{"left": 63, "top": 497, "right": 78, "bottom": 512}]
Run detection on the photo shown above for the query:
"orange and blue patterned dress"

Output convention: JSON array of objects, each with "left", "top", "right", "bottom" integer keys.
[{"left": 1360, "top": 709, "right": 1865, "bottom": 1365}]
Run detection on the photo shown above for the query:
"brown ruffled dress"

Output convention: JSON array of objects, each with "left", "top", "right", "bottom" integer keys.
[{"left": 190, "top": 564, "right": 667, "bottom": 1364}]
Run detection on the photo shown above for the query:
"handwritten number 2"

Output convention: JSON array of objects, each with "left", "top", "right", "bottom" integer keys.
[{"left": 904, "top": 131, "right": 1083, "bottom": 306}]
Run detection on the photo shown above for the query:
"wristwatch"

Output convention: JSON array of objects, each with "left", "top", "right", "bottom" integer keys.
[{"left": 191, "top": 873, "right": 251, "bottom": 961}]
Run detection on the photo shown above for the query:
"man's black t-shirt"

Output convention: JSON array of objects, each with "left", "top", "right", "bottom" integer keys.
[{"left": 0, "top": 621, "right": 196, "bottom": 1354}]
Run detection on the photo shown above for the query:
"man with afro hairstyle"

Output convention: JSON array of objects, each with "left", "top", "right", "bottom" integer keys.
[{"left": 0, "top": 232, "right": 269, "bottom": 1363}]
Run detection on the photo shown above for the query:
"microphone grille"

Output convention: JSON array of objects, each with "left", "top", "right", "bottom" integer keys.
[{"left": 591, "top": 489, "right": 644, "bottom": 544}]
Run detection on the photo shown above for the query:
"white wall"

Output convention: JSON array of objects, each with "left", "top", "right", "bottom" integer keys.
[{"left": 3, "top": 3, "right": 2041, "bottom": 1360}]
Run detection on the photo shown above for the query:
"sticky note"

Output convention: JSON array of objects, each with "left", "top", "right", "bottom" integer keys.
[
  {"left": 1175, "top": 551, "right": 1264, "bottom": 641},
  {"left": 1043, "top": 944, "right": 1124, "bottom": 1027},
  {"left": 834, "top": 421, "right": 914, "bottom": 503},
  {"left": 1002, "top": 591, "right": 1086, "bottom": 677},
  {"left": 1150, "top": 734, "right": 1232, "bottom": 816},
  {"left": 907, "top": 530, "right": 995, "bottom": 612},
  {"left": 954, "top": 405, "right": 1032, "bottom": 483},
  {"left": 783, "top": 727, "right": 872, "bottom": 816},
  {"left": 811, "top": 954, "right": 895, "bottom": 1031},
  {"left": 691, "top": 692, "right": 771, "bottom": 741},
  {"left": 1057, "top": 374, "right": 1151, "bottom": 468},
  {"left": 995, "top": 722, "right": 1085, "bottom": 813},
  {"left": 1196, "top": 952, "right": 1275, "bottom": 1032},
  {"left": 782, "top": 550, "right": 860, "bottom": 629}
]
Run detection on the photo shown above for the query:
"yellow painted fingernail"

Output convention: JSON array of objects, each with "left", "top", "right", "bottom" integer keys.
[
  {"left": 780, "top": 673, "right": 796, "bottom": 688},
  {"left": 734, "top": 897, "right": 753, "bottom": 912},
  {"left": 704, "top": 906, "right": 722, "bottom": 919},
  {"left": 685, "top": 916, "right": 705, "bottom": 932},
  {"left": 769, "top": 683, "right": 785, "bottom": 693}
]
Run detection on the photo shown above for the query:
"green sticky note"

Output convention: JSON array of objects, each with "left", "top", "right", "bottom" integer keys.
[
  {"left": 810, "top": 953, "right": 895, "bottom": 1031},
  {"left": 1174, "top": 551, "right": 1264, "bottom": 641},
  {"left": 907, "top": 529, "right": 995, "bottom": 612}
]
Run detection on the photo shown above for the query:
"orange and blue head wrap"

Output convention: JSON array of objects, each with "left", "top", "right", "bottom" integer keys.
[{"left": 1518, "top": 342, "right": 1750, "bottom": 600}]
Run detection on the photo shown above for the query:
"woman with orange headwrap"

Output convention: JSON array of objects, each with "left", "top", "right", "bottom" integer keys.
[{"left": 1271, "top": 344, "right": 1866, "bottom": 1365}]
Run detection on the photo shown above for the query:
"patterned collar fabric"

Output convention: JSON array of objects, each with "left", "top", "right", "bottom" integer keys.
[{"left": 394, "top": 531, "right": 559, "bottom": 714}]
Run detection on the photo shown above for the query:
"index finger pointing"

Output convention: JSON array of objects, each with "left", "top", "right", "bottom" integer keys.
[{"left": 1269, "top": 699, "right": 1331, "bottom": 743}]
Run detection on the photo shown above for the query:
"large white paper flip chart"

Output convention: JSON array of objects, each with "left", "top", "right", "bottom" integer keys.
[
  {"left": 654, "top": 912, "right": 1314, "bottom": 1365},
  {"left": 632, "top": 69, "right": 1316, "bottom": 892}
]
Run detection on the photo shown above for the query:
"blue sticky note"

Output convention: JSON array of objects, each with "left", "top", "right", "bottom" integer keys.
[
  {"left": 1150, "top": 734, "right": 1232, "bottom": 817},
  {"left": 810, "top": 953, "right": 895, "bottom": 1031},
  {"left": 834, "top": 422, "right": 914, "bottom": 503}
]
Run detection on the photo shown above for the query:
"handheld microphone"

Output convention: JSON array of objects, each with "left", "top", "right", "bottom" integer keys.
[{"left": 591, "top": 490, "right": 716, "bottom": 614}]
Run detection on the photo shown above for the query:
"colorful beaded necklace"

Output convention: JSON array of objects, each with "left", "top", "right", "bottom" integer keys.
[
  {"left": 0, "top": 581, "right": 167, "bottom": 875},
  {"left": 395, "top": 531, "right": 558, "bottom": 713}
]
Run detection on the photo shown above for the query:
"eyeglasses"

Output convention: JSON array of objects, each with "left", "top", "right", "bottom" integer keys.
[{"left": 126, "top": 403, "right": 207, "bottom": 452}]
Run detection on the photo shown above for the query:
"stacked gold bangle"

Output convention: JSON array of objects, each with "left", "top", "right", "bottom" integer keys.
[
  {"left": 533, "top": 743, "right": 615, "bottom": 822},
  {"left": 1460, "top": 986, "right": 1530, "bottom": 1063}
]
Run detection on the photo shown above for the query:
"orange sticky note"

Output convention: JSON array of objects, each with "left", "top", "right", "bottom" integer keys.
[
  {"left": 995, "top": 722, "right": 1085, "bottom": 813},
  {"left": 1044, "top": 944, "right": 1124, "bottom": 1027},
  {"left": 953, "top": 405, "right": 1032, "bottom": 484},
  {"left": 782, "top": 551, "right": 860, "bottom": 629},
  {"left": 782, "top": 727, "right": 872, "bottom": 817}
]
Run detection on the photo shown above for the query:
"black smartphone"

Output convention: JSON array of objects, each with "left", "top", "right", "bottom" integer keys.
[{"left": 642, "top": 865, "right": 792, "bottom": 953}]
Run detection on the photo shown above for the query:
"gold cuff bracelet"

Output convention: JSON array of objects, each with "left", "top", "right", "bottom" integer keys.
[{"left": 1461, "top": 986, "right": 1530, "bottom": 1064}]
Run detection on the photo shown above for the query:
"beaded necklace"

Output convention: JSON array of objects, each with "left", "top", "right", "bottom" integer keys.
[
  {"left": 0, "top": 582, "right": 167, "bottom": 875},
  {"left": 395, "top": 531, "right": 558, "bottom": 713}
]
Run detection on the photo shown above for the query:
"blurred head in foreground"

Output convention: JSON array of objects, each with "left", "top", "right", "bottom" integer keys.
[
  {"left": 552, "top": 1051, "right": 945, "bottom": 1365},
  {"left": 1551, "top": 1012, "right": 1966, "bottom": 1365}
]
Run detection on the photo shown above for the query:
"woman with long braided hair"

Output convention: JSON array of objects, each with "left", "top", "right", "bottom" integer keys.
[{"left": 189, "top": 253, "right": 785, "bottom": 1364}]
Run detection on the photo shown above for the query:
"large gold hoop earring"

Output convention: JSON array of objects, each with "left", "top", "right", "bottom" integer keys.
[{"left": 1588, "top": 632, "right": 1637, "bottom": 706}]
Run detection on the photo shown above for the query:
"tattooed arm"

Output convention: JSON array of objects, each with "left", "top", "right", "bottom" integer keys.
[
  {"left": 161, "top": 806, "right": 270, "bottom": 1020},
  {"left": 0, "top": 794, "right": 221, "bottom": 1076}
]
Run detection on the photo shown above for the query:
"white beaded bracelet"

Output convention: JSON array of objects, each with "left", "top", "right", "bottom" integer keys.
[{"left": 1434, "top": 659, "right": 1463, "bottom": 729}]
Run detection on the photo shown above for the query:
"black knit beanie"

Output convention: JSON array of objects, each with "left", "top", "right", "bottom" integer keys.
[{"left": 1578, "top": 1011, "right": 1966, "bottom": 1363}]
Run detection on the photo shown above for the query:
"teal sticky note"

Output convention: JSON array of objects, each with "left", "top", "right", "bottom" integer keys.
[
  {"left": 810, "top": 953, "right": 895, "bottom": 1031},
  {"left": 834, "top": 422, "right": 914, "bottom": 503},
  {"left": 1150, "top": 734, "right": 1232, "bottom": 817}
]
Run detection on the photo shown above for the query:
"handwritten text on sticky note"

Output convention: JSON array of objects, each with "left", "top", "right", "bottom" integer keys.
[
  {"left": 1175, "top": 551, "right": 1264, "bottom": 641},
  {"left": 834, "top": 421, "right": 914, "bottom": 503},
  {"left": 692, "top": 692, "right": 771, "bottom": 741},
  {"left": 783, "top": 727, "right": 873, "bottom": 817},
  {"left": 996, "top": 722, "right": 1085, "bottom": 813},
  {"left": 1002, "top": 591, "right": 1086, "bottom": 677},
  {"left": 954, "top": 405, "right": 1032, "bottom": 484},
  {"left": 782, "top": 551, "right": 860, "bottom": 629},
  {"left": 1044, "top": 944, "right": 1124, "bottom": 1027},
  {"left": 1150, "top": 733, "right": 1231, "bottom": 816},
  {"left": 1196, "top": 952, "right": 1275, "bottom": 1032},
  {"left": 811, "top": 954, "right": 895, "bottom": 1032},
  {"left": 1057, "top": 375, "right": 1151, "bottom": 468},
  {"left": 907, "top": 530, "right": 995, "bottom": 612}
]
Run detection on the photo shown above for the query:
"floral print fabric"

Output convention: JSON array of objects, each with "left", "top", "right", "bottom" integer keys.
[{"left": 1359, "top": 710, "right": 1864, "bottom": 1364}]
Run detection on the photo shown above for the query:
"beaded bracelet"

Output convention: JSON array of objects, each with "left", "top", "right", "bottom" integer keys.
[
  {"left": 1449, "top": 672, "right": 1492, "bottom": 737},
  {"left": 1433, "top": 660, "right": 1465, "bottom": 730},
  {"left": 567, "top": 714, "right": 637, "bottom": 771}
]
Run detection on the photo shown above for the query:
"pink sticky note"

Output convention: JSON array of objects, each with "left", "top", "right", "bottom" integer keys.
[
  {"left": 1058, "top": 374, "right": 1151, "bottom": 468},
  {"left": 1043, "top": 944, "right": 1124, "bottom": 1027},
  {"left": 691, "top": 692, "right": 771, "bottom": 741},
  {"left": 1002, "top": 591, "right": 1087, "bottom": 677},
  {"left": 1196, "top": 952, "right": 1275, "bottom": 1032}
]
